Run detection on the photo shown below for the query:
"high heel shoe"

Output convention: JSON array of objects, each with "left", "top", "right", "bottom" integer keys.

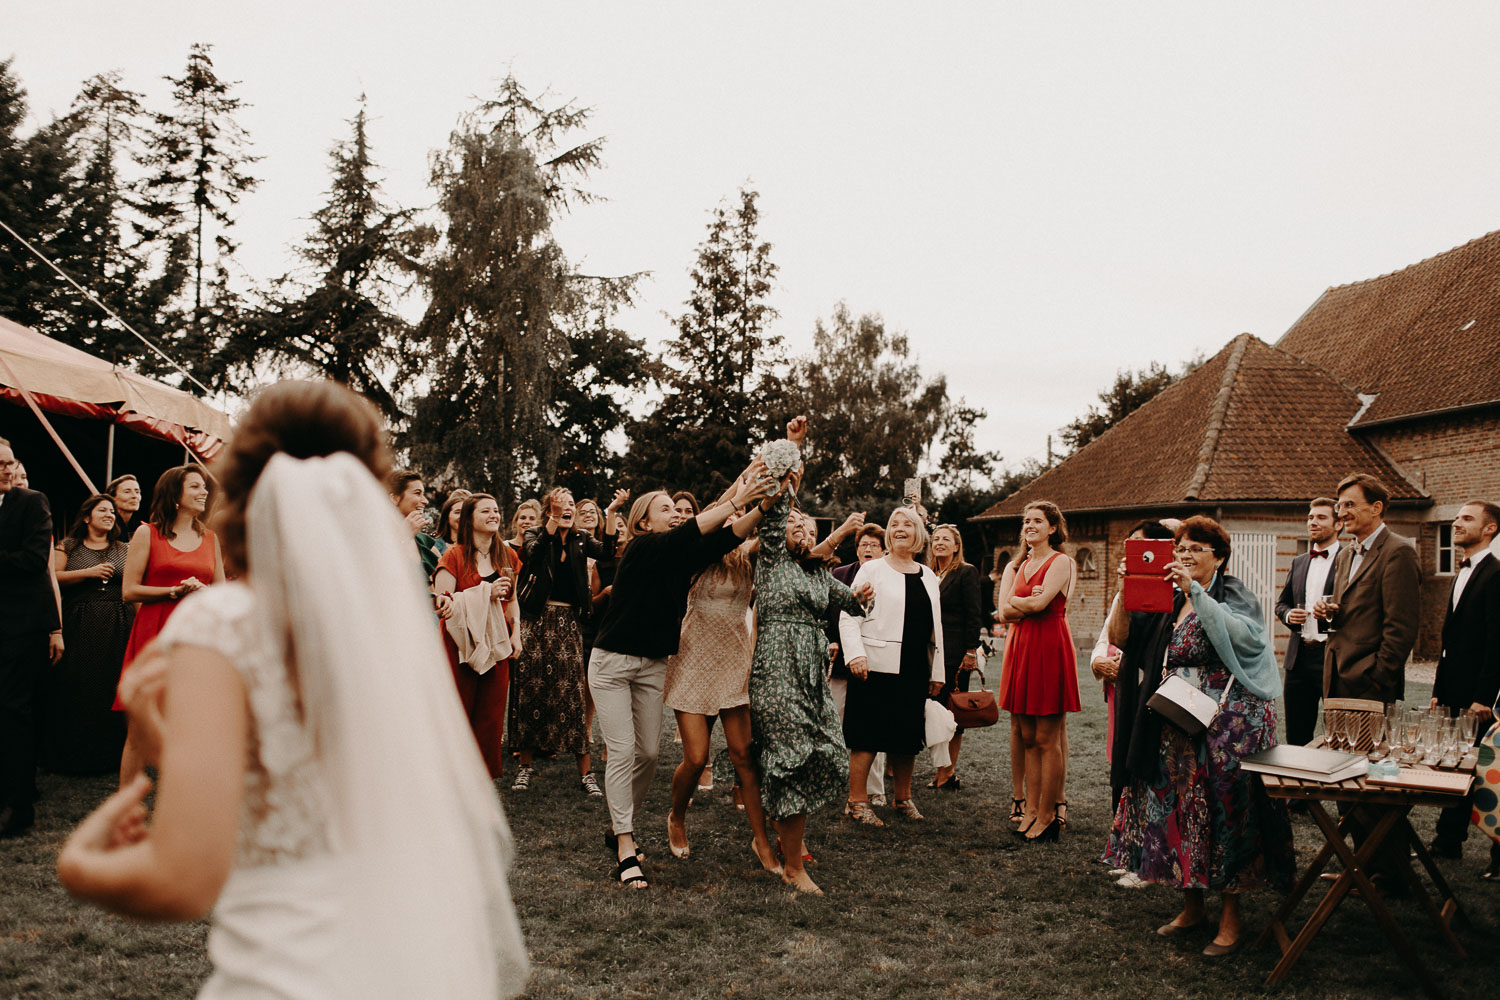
[
  {"left": 1055, "top": 801, "right": 1069, "bottom": 828},
  {"left": 1009, "top": 798, "right": 1026, "bottom": 823},
  {"left": 1012, "top": 817, "right": 1036, "bottom": 838},
  {"left": 1024, "top": 817, "right": 1061, "bottom": 843}
]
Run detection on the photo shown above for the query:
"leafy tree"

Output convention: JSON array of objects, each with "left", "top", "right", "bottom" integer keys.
[
  {"left": 404, "top": 77, "right": 603, "bottom": 507},
  {"left": 141, "top": 43, "right": 259, "bottom": 380},
  {"left": 549, "top": 277, "right": 655, "bottom": 503},
  {"left": 623, "top": 187, "right": 784, "bottom": 498},
  {"left": 782, "top": 302, "right": 947, "bottom": 515},
  {"left": 1059, "top": 361, "right": 1176, "bottom": 453},
  {"left": 936, "top": 399, "right": 1001, "bottom": 493},
  {"left": 231, "top": 99, "right": 426, "bottom": 416}
]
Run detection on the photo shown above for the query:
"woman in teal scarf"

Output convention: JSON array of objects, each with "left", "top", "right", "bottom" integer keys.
[{"left": 1103, "top": 515, "right": 1295, "bottom": 958}]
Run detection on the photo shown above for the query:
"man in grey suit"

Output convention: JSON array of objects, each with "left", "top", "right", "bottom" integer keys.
[{"left": 1317, "top": 473, "right": 1420, "bottom": 703}]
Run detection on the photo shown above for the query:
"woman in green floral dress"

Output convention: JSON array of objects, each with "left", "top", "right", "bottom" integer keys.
[{"left": 748, "top": 421, "right": 866, "bottom": 895}]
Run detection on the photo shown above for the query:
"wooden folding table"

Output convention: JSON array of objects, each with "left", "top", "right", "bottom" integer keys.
[{"left": 1254, "top": 764, "right": 1474, "bottom": 999}]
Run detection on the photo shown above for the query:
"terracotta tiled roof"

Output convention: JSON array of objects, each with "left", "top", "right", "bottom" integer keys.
[
  {"left": 973, "top": 334, "right": 1423, "bottom": 521},
  {"left": 1275, "top": 229, "right": 1500, "bottom": 426}
]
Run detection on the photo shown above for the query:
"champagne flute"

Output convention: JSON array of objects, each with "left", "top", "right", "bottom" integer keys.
[
  {"left": 1401, "top": 709, "right": 1421, "bottom": 764},
  {"left": 1367, "top": 713, "right": 1389, "bottom": 761}
]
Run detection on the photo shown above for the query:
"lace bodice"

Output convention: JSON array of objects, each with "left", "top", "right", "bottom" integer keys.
[{"left": 153, "top": 583, "right": 331, "bottom": 867}]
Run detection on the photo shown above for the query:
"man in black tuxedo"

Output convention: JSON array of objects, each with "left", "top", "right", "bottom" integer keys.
[
  {"left": 1275, "top": 498, "right": 1341, "bottom": 748},
  {"left": 0, "top": 438, "right": 64, "bottom": 838},
  {"left": 1428, "top": 500, "right": 1500, "bottom": 874}
]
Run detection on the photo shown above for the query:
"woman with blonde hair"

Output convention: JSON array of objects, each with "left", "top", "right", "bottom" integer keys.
[
  {"left": 927, "top": 524, "right": 982, "bottom": 790},
  {"left": 504, "top": 499, "right": 542, "bottom": 563},
  {"left": 839, "top": 506, "right": 945, "bottom": 826},
  {"left": 996, "top": 500, "right": 1080, "bottom": 842},
  {"left": 58, "top": 380, "right": 527, "bottom": 998}
]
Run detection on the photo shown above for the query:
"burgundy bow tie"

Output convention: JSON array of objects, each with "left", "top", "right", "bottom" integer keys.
[
  {"left": 1460, "top": 557, "right": 1472, "bottom": 569},
  {"left": 1310, "top": 549, "right": 1329, "bottom": 559}
]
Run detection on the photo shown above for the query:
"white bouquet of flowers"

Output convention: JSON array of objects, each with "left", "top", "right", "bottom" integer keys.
[{"left": 761, "top": 438, "right": 802, "bottom": 479}]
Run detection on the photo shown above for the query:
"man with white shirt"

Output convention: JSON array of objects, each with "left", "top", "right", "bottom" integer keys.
[
  {"left": 1428, "top": 500, "right": 1500, "bottom": 872},
  {"left": 1275, "top": 498, "right": 1340, "bottom": 749}
]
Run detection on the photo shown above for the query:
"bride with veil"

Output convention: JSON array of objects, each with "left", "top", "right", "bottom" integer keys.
[{"left": 57, "top": 381, "right": 529, "bottom": 999}]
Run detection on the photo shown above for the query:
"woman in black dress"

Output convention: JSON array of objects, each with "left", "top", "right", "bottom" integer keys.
[
  {"left": 928, "top": 525, "right": 982, "bottom": 790},
  {"left": 45, "top": 494, "right": 134, "bottom": 774}
]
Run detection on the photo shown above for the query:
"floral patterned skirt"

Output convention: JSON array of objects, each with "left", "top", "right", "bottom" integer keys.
[
  {"left": 508, "top": 605, "right": 589, "bottom": 755},
  {"left": 749, "top": 621, "right": 850, "bottom": 821},
  {"left": 1103, "top": 664, "right": 1295, "bottom": 892}
]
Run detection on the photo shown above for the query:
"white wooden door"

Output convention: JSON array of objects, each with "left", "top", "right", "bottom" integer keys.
[{"left": 1227, "top": 531, "right": 1278, "bottom": 636}]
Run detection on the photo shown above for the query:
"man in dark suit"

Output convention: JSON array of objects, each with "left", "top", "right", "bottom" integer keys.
[
  {"left": 1275, "top": 497, "right": 1341, "bottom": 748},
  {"left": 0, "top": 438, "right": 64, "bottom": 838},
  {"left": 1427, "top": 500, "right": 1500, "bottom": 874},
  {"left": 1318, "top": 473, "right": 1420, "bottom": 702}
]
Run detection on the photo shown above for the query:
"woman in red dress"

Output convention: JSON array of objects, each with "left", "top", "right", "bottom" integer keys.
[
  {"left": 997, "top": 500, "right": 1080, "bottom": 842},
  {"left": 117, "top": 464, "right": 225, "bottom": 785}
]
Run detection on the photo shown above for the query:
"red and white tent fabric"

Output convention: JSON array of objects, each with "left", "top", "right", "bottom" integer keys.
[{"left": 0, "top": 315, "right": 230, "bottom": 466}]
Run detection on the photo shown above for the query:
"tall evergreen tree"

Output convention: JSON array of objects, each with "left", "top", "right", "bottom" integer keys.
[
  {"left": 405, "top": 77, "right": 604, "bottom": 506},
  {"left": 0, "top": 59, "right": 92, "bottom": 335},
  {"left": 623, "top": 187, "right": 783, "bottom": 498},
  {"left": 142, "top": 43, "right": 259, "bottom": 381},
  {"left": 232, "top": 99, "right": 426, "bottom": 416},
  {"left": 65, "top": 71, "right": 188, "bottom": 363},
  {"left": 783, "top": 302, "right": 948, "bottom": 514}
]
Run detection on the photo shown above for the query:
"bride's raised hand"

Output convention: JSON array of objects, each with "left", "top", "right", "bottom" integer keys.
[{"left": 786, "top": 415, "right": 808, "bottom": 445}]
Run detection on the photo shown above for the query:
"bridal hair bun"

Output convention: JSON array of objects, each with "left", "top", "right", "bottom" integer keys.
[{"left": 762, "top": 439, "right": 801, "bottom": 478}]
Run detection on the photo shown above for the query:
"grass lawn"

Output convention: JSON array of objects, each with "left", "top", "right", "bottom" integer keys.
[{"left": 4, "top": 664, "right": 1496, "bottom": 999}]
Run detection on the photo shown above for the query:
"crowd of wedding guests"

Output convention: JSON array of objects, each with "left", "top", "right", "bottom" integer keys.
[{"left": 0, "top": 386, "right": 1494, "bottom": 993}]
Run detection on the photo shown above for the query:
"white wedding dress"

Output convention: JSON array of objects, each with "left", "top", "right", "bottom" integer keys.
[{"left": 152, "top": 453, "right": 528, "bottom": 999}]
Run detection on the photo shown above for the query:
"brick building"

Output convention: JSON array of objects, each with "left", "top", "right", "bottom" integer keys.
[{"left": 973, "top": 229, "right": 1500, "bottom": 661}]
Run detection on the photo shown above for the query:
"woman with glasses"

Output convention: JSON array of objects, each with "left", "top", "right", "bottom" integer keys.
[
  {"left": 996, "top": 501, "right": 1079, "bottom": 842},
  {"left": 1103, "top": 515, "right": 1293, "bottom": 958}
]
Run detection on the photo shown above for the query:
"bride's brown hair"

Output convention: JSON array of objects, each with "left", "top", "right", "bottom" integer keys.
[{"left": 212, "top": 381, "right": 391, "bottom": 575}]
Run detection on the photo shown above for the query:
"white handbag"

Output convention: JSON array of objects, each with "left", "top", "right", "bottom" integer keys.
[{"left": 1148, "top": 673, "right": 1235, "bottom": 737}]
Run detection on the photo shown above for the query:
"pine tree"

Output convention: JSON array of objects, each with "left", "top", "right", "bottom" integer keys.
[
  {"left": 623, "top": 187, "right": 784, "bottom": 498},
  {"left": 405, "top": 77, "right": 605, "bottom": 506},
  {"left": 141, "top": 43, "right": 259, "bottom": 381},
  {"left": 232, "top": 99, "right": 426, "bottom": 416}
]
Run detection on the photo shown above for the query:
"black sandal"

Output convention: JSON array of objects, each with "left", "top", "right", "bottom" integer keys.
[
  {"left": 614, "top": 856, "right": 648, "bottom": 889},
  {"left": 1010, "top": 798, "right": 1026, "bottom": 822},
  {"left": 604, "top": 831, "right": 646, "bottom": 864},
  {"left": 1056, "top": 801, "right": 1069, "bottom": 829}
]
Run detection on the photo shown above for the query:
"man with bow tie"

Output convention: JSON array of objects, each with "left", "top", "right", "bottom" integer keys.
[
  {"left": 1427, "top": 500, "right": 1500, "bottom": 875},
  {"left": 1275, "top": 498, "right": 1340, "bottom": 748}
]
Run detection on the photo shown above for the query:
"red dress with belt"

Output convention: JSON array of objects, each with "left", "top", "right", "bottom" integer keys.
[
  {"left": 115, "top": 524, "right": 218, "bottom": 709},
  {"left": 998, "top": 552, "right": 1082, "bottom": 716}
]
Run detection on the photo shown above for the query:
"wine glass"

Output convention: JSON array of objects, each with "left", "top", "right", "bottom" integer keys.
[{"left": 1367, "top": 714, "right": 1389, "bottom": 761}]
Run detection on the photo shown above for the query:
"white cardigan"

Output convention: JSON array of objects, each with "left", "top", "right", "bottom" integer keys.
[{"left": 838, "top": 558, "right": 945, "bottom": 681}]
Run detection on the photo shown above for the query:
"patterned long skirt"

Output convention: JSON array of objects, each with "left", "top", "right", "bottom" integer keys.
[
  {"left": 508, "top": 604, "right": 589, "bottom": 755},
  {"left": 749, "top": 620, "right": 850, "bottom": 821},
  {"left": 1103, "top": 664, "right": 1296, "bottom": 892}
]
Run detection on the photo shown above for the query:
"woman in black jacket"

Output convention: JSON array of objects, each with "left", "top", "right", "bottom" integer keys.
[
  {"left": 928, "top": 525, "right": 982, "bottom": 790},
  {"left": 508, "top": 487, "right": 624, "bottom": 794}
]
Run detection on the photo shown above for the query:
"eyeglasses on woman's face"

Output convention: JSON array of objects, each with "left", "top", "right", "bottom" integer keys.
[{"left": 1173, "top": 544, "right": 1214, "bottom": 557}]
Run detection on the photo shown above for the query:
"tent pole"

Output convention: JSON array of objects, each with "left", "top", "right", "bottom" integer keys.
[{"left": 106, "top": 422, "right": 115, "bottom": 484}]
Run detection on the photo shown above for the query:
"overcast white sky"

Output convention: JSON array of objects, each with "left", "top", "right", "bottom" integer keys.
[{"left": 8, "top": 2, "right": 1500, "bottom": 476}]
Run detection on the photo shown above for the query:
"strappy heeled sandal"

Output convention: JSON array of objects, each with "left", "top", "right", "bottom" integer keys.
[
  {"left": 614, "top": 855, "right": 648, "bottom": 889},
  {"left": 1055, "top": 801, "right": 1069, "bottom": 829},
  {"left": 844, "top": 799, "right": 885, "bottom": 827},
  {"left": 1010, "top": 798, "right": 1026, "bottom": 823},
  {"left": 892, "top": 798, "right": 924, "bottom": 820}
]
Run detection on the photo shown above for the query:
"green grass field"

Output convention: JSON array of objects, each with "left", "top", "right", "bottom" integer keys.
[{"left": 4, "top": 667, "right": 1495, "bottom": 999}]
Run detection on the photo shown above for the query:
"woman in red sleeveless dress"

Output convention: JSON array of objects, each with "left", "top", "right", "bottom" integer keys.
[
  {"left": 117, "top": 464, "right": 225, "bottom": 783},
  {"left": 998, "top": 501, "right": 1079, "bottom": 841}
]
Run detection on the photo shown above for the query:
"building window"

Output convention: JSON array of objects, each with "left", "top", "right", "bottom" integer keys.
[
  {"left": 1076, "top": 546, "right": 1098, "bottom": 579},
  {"left": 993, "top": 549, "right": 1012, "bottom": 577},
  {"left": 1437, "top": 524, "right": 1456, "bottom": 575},
  {"left": 1293, "top": 539, "right": 1309, "bottom": 557}
]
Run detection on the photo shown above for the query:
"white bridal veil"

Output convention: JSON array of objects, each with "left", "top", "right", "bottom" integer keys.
[{"left": 245, "top": 452, "right": 528, "bottom": 998}]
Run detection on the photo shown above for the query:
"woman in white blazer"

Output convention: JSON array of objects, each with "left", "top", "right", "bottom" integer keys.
[{"left": 838, "top": 507, "right": 944, "bottom": 825}]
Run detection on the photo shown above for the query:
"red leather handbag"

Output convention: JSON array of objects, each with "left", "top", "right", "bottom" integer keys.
[{"left": 948, "top": 689, "right": 999, "bottom": 728}]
